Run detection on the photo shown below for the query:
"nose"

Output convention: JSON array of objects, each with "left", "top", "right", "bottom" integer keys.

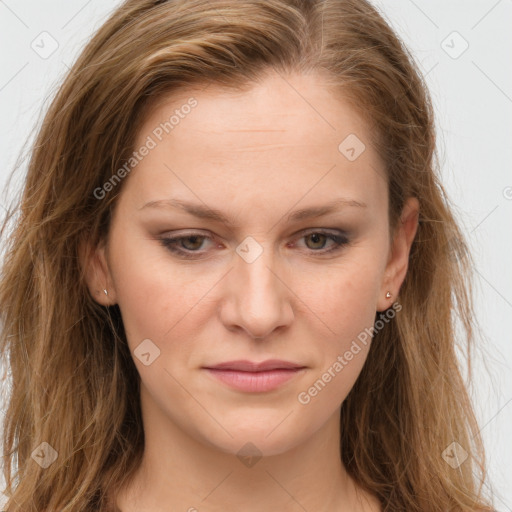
[{"left": 219, "top": 241, "right": 294, "bottom": 341}]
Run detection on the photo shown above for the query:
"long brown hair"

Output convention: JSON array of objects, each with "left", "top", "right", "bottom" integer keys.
[{"left": 0, "top": 0, "right": 493, "bottom": 510}]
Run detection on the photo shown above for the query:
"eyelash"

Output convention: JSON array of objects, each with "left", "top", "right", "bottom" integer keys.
[{"left": 158, "top": 230, "right": 350, "bottom": 258}]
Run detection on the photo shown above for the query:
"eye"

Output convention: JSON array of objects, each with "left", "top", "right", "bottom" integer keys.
[
  {"left": 158, "top": 229, "right": 350, "bottom": 258},
  {"left": 295, "top": 230, "right": 350, "bottom": 254},
  {"left": 159, "top": 233, "right": 213, "bottom": 257}
]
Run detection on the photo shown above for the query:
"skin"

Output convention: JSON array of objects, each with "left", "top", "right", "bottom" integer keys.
[{"left": 84, "top": 70, "right": 419, "bottom": 512}]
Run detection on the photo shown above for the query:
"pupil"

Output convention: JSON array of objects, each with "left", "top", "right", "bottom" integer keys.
[
  {"left": 185, "top": 236, "right": 201, "bottom": 249},
  {"left": 309, "top": 233, "right": 325, "bottom": 248}
]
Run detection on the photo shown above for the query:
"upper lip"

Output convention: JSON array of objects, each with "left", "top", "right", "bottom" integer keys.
[{"left": 203, "top": 359, "right": 305, "bottom": 372}]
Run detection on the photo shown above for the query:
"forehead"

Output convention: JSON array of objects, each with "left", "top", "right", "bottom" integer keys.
[
  {"left": 122, "top": 71, "right": 387, "bottom": 217},
  {"left": 141, "top": 72, "right": 370, "bottom": 148}
]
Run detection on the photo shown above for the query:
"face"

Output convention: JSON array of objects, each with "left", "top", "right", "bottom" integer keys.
[{"left": 86, "top": 70, "right": 418, "bottom": 457}]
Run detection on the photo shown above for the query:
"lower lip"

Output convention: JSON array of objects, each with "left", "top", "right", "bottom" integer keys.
[{"left": 204, "top": 368, "right": 305, "bottom": 392}]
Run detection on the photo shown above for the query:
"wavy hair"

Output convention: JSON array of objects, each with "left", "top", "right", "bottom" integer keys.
[{"left": 0, "top": 0, "right": 493, "bottom": 510}]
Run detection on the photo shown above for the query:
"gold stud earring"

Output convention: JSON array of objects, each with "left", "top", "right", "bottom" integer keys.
[{"left": 385, "top": 291, "right": 392, "bottom": 299}]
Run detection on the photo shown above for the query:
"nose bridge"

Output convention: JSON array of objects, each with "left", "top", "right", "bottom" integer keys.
[
  {"left": 225, "top": 235, "right": 292, "bottom": 339},
  {"left": 237, "top": 237, "right": 277, "bottom": 297},
  {"left": 236, "top": 235, "right": 282, "bottom": 305}
]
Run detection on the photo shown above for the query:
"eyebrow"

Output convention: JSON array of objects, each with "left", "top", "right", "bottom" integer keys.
[{"left": 139, "top": 197, "right": 367, "bottom": 226}]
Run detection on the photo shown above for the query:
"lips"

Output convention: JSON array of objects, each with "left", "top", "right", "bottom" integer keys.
[
  {"left": 204, "top": 359, "right": 305, "bottom": 372},
  {"left": 202, "top": 359, "right": 306, "bottom": 392}
]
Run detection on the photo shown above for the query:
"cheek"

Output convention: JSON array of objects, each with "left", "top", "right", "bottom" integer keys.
[
  {"left": 295, "top": 253, "right": 385, "bottom": 400},
  {"left": 108, "top": 230, "right": 206, "bottom": 349},
  {"left": 305, "top": 253, "right": 384, "bottom": 338}
]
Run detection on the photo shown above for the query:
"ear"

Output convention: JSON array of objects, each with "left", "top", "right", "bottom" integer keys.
[
  {"left": 377, "top": 196, "right": 419, "bottom": 312},
  {"left": 79, "top": 236, "right": 117, "bottom": 306}
]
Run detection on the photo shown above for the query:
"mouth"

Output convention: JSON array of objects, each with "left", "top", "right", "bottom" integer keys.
[{"left": 202, "top": 359, "right": 307, "bottom": 393}]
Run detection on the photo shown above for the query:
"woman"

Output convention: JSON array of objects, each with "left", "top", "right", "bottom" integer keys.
[{"left": 0, "top": 0, "right": 494, "bottom": 510}]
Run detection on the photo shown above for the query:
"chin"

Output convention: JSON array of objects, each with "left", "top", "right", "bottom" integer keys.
[
  {"left": 209, "top": 433, "right": 303, "bottom": 459},
  {"left": 191, "top": 415, "right": 311, "bottom": 459}
]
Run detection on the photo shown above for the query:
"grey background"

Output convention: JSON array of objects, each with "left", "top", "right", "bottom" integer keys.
[{"left": 0, "top": 0, "right": 510, "bottom": 509}]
